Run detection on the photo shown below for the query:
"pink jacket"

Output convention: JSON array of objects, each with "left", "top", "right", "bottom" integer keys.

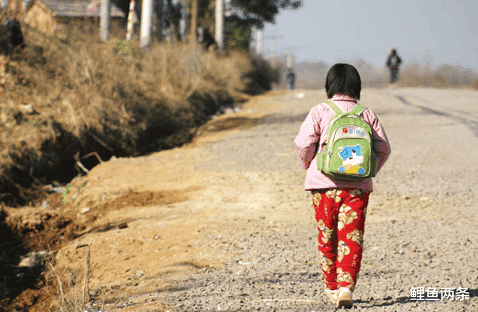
[{"left": 294, "top": 94, "right": 391, "bottom": 192}]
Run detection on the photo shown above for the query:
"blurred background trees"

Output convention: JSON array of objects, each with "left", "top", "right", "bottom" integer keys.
[{"left": 115, "top": 0, "right": 302, "bottom": 50}]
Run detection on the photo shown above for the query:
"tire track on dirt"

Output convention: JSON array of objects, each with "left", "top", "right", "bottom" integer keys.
[{"left": 393, "top": 93, "right": 478, "bottom": 137}]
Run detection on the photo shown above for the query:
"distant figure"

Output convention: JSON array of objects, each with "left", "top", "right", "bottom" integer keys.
[
  {"left": 286, "top": 68, "right": 296, "bottom": 90},
  {"left": 386, "top": 49, "right": 402, "bottom": 84}
]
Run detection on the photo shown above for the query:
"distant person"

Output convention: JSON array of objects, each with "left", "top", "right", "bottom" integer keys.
[
  {"left": 286, "top": 68, "right": 295, "bottom": 90},
  {"left": 386, "top": 48, "right": 402, "bottom": 84},
  {"left": 294, "top": 63, "right": 391, "bottom": 308}
]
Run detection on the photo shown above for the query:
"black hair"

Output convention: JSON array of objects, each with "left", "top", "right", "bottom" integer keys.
[{"left": 325, "top": 63, "right": 361, "bottom": 100}]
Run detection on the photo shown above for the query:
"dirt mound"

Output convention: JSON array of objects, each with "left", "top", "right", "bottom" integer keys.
[
  {"left": 0, "top": 184, "right": 200, "bottom": 311},
  {"left": 0, "top": 202, "right": 87, "bottom": 307}
]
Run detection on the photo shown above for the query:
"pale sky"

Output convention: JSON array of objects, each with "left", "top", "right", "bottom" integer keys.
[{"left": 257, "top": 0, "right": 478, "bottom": 71}]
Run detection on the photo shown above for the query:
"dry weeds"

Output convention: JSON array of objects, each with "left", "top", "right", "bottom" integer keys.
[{"left": 0, "top": 17, "right": 277, "bottom": 207}]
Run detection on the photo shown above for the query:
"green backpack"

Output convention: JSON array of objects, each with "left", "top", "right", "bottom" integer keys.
[{"left": 316, "top": 101, "right": 378, "bottom": 181}]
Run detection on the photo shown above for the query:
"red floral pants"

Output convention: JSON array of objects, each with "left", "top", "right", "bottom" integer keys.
[{"left": 312, "top": 188, "right": 370, "bottom": 291}]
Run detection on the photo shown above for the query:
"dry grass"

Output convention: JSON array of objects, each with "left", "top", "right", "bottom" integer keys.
[
  {"left": 398, "top": 62, "right": 478, "bottom": 89},
  {"left": 0, "top": 18, "right": 277, "bottom": 207},
  {"left": 8, "top": 29, "right": 254, "bottom": 138},
  {"left": 44, "top": 247, "right": 94, "bottom": 312}
]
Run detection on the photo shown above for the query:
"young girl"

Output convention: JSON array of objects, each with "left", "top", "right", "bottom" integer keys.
[{"left": 294, "top": 63, "right": 391, "bottom": 308}]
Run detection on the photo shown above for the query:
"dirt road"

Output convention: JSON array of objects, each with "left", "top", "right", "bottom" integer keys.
[{"left": 16, "top": 88, "right": 478, "bottom": 311}]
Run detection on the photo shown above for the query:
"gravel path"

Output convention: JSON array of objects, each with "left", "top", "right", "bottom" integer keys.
[{"left": 156, "top": 88, "right": 478, "bottom": 311}]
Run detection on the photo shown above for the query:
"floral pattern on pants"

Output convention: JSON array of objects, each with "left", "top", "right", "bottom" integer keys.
[{"left": 312, "top": 188, "right": 369, "bottom": 291}]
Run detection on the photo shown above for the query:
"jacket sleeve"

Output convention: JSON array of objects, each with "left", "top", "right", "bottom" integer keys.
[
  {"left": 366, "top": 110, "right": 392, "bottom": 173},
  {"left": 294, "top": 107, "right": 321, "bottom": 169},
  {"left": 386, "top": 55, "right": 391, "bottom": 67}
]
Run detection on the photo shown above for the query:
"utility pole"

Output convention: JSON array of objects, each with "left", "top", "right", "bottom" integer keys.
[
  {"left": 256, "top": 28, "right": 262, "bottom": 55},
  {"left": 140, "top": 0, "right": 154, "bottom": 48},
  {"left": 100, "top": 0, "right": 111, "bottom": 41},
  {"left": 271, "top": 38, "right": 276, "bottom": 60},
  {"left": 180, "top": 0, "right": 188, "bottom": 41},
  {"left": 126, "top": 0, "right": 136, "bottom": 41},
  {"left": 215, "top": 0, "right": 224, "bottom": 50},
  {"left": 190, "top": 0, "right": 198, "bottom": 43}
]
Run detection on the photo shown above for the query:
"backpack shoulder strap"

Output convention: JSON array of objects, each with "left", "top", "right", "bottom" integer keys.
[
  {"left": 349, "top": 104, "right": 366, "bottom": 116},
  {"left": 323, "top": 100, "right": 343, "bottom": 116}
]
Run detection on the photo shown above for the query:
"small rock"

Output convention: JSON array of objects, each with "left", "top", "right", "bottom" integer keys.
[
  {"left": 18, "top": 104, "right": 36, "bottom": 115},
  {"left": 45, "top": 185, "right": 64, "bottom": 194},
  {"left": 18, "top": 251, "right": 50, "bottom": 268},
  {"left": 135, "top": 270, "right": 144, "bottom": 278},
  {"left": 80, "top": 207, "right": 90, "bottom": 214}
]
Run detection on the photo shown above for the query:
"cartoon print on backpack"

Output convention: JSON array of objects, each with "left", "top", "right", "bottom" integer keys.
[{"left": 338, "top": 145, "right": 365, "bottom": 175}]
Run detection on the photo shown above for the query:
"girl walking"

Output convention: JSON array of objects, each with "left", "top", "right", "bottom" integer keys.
[{"left": 294, "top": 63, "right": 391, "bottom": 308}]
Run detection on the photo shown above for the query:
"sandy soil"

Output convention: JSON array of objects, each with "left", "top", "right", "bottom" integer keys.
[{"left": 2, "top": 88, "right": 478, "bottom": 311}]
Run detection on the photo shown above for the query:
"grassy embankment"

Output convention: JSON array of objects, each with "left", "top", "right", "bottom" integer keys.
[{"left": 0, "top": 24, "right": 278, "bottom": 207}]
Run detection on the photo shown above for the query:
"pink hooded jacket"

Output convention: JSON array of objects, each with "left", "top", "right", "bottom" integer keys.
[{"left": 294, "top": 94, "right": 391, "bottom": 192}]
